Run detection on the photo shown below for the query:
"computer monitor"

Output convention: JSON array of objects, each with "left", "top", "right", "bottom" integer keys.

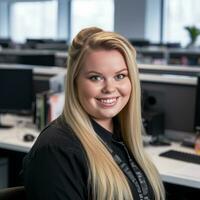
[
  {"left": 129, "top": 39, "right": 150, "bottom": 47},
  {"left": 0, "top": 38, "right": 12, "bottom": 48},
  {"left": 141, "top": 87, "right": 169, "bottom": 145},
  {"left": 141, "top": 75, "right": 197, "bottom": 144},
  {"left": 0, "top": 67, "right": 34, "bottom": 128},
  {"left": 195, "top": 74, "right": 200, "bottom": 132}
]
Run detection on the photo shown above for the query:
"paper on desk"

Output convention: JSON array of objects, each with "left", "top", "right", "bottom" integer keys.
[
  {"left": 49, "top": 93, "right": 65, "bottom": 121},
  {"left": 170, "top": 164, "right": 200, "bottom": 179}
]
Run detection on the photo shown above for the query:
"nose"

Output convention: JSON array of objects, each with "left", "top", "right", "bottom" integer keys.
[{"left": 101, "top": 79, "right": 116, "bottom": 94}]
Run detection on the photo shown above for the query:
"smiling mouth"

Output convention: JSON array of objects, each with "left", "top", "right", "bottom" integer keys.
[{"left": 96, "top": 97, "right": 119, "bottom": 106}]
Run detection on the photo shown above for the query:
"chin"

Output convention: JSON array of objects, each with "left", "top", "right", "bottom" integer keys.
[{"left": 99, "top": 112, "right": 118, "bottom": 119}]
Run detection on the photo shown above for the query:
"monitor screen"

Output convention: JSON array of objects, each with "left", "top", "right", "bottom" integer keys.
[
  {"left": 0, "top": 38, "right": 11, "bottom": 48},
  {"left": 195, "top": 75, "right": 200, "bottom": 132},
  {"left": 0, "top": 68, "right": 33, "bottom": 114},
  {"left": 141, "top": 79, "right": 196, "bottom": 134}
]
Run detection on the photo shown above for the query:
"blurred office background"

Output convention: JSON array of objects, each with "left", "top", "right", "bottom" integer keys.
[
  {"left": 0, "top": 0, "right": 199, "bottom": 46},
  {"left": 1, "top": 0, "right": 200, "bottom": 66}
]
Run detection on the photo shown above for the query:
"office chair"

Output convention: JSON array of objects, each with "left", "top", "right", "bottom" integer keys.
[{"left": 0, "top": 186, "right": 26, "bottom": 200}]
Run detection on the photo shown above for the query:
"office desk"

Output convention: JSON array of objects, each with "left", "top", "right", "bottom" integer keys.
[
  {"left": 1, "top": 126, "right": 200, "bottom": 189},
  {"left": 0, "top": 119, "right": 38, "bottom": 186},
  {"left": 0, "top": 126, "right": 37, "bottom": 153},
  {"left": 0, "top": 115, "right": 38, "bottom": 153},
  {"left": 145, "top": 143, "right": 200, "bottom": 189}
]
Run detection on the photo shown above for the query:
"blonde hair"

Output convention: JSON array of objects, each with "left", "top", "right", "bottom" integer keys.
[{"left": 63, "top": 27, "right": 165, "bottom": 200}]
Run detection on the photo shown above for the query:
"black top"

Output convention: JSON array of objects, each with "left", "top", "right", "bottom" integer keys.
[{"left": 22, "top": 117, "right": 154, "bottom": 200}]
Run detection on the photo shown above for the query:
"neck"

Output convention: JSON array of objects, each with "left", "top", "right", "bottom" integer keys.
[{"left": 93, "top": 118, "right": 113, "bottom": 133}]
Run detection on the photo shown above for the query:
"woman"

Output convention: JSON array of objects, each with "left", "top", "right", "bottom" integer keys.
[{"left": 23, "top": 27, "right": 165, "bottom": 200}]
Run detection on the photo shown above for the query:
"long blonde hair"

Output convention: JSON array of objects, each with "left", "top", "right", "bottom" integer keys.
[{"left": 63, "top": 27, "right": 165, "bottom": 200}]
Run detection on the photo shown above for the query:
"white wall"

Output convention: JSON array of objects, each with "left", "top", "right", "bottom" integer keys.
[
  {"left": 145, "top": 0, "right": 161, "bottom": 42},
  {"left": 0, "top": 1, "right": 9, "bottom": 38},
  {"left": 114, "top": 0, "right": 146, "bottom": 39},
  {"left": 57, "top": 0, "right": 70, "bottom": 40},
  {"left": 114, "top": 0, "right": 161, "bottom": 42}
]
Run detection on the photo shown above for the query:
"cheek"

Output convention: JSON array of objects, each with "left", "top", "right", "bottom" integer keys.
[
  {"left": 119, "top": 80, "right": 132, "bottom": 97},
  {"left": 77, "top": 81, "right": 99, "bottom": 99}
]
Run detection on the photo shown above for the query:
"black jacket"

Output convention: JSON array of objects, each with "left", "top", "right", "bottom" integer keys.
[{"left": 23, "top": 117, "right": 154, "bottom": 200}]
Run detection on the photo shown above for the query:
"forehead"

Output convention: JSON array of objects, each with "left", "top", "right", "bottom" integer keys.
[{"left": 82, "top": 49, "right": 127, "bottom": 72}]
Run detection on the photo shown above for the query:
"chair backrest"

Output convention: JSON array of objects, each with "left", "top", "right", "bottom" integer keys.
[{"left": 0, "top": 186, "right": 26, "bottom": 200}]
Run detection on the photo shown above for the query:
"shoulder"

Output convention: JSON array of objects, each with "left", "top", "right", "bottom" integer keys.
[
  {"left": 23, "top": 117, "right": 89, "bottom": 199},
  {"left": 23, "top": 116, "right": 89, "bottom": 181},
  {"left": 33, "top": 116, "right": 82, "bottom": 151},
  {"left": 26, "top": 116, "right": 87, "bottom": 164}
]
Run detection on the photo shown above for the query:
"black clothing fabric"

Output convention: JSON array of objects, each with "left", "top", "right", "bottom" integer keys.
[{"left": 22, "top": 117, "right": 154, "bottom": 200}]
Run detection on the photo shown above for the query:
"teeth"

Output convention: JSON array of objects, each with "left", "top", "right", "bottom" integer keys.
[{"left": 99, "top": 98, "right": 116, "bottom": 104}]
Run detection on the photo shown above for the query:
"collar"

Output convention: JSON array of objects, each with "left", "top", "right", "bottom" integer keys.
[{"left": 91, "top": 118, "right": 122, "bottom": 144}]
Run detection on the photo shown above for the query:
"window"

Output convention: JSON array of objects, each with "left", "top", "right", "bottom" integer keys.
[
  {"left": 163, "top": 0, "right": 200, "bottom": 47},
  {"left": 71, "top": 0, "right": 114, "bottom": 40},
  {"left": 10, "top": 0, "right": 58, "bottom": 43}
]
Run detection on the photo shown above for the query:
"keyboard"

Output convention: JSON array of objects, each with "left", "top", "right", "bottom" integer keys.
[{"left": 159, "top": 150, "right": 200, "bottom": 165}]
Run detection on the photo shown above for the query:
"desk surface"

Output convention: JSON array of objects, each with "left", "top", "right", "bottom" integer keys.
[
  {"left": 0, "top": 125, "right": 200, "bottom": 189},
  {"left": 0, "top": 115, "right": 38, "bottom": 153},
  {"left": 145, "top": 143, "right": 200, "bottom": 189},
  {"left": 139, "top": 63, "right": 200, "bottom": 73},
  {"left": 0, "top": 126, "right": 38, "bottom": 153}
]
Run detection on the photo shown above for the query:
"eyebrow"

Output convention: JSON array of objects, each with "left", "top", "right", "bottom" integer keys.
[
  {"left": 85, "top": 68, "right": 128, "bottom": 75},
  {"left": 115, "top": 68, "right": 128, "bottom": 74}
]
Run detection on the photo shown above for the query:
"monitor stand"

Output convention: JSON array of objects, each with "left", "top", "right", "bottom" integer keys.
[{"left": 150, "top": 135, "right": 171, "bottom": 146}]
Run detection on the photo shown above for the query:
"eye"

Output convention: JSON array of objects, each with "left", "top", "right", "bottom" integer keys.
[
  {"left": 115, "top": 74, "right": 126, "bottom": 80},
  {"left": 89, "top": 75, "right": 102, "bottom": 81}
]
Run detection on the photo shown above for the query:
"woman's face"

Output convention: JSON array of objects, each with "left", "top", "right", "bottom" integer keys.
[{"left": 76, "top": 49, "right": 131, "bottom": 126}]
